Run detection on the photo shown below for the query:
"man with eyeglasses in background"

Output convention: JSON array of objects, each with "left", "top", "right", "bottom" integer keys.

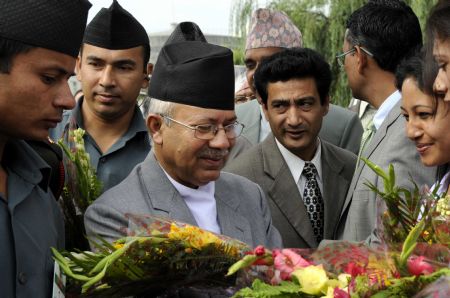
[
  {"left": 85, "top": 38, "right": 282, "bottom": 250},
  {"left": 334, "top": 0, "right": 437, "bottom": 244}
]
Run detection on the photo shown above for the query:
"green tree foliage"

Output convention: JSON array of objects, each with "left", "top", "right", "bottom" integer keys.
[{"left": 231, "top": 0, "right": 438, "bottom": 107}]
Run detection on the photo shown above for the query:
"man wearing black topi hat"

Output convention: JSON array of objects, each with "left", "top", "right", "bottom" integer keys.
[
  {"left": 51, "top": 0, "right": 152, "bottom": 193},
  {"left": 0, "top": 0, "right": 91, "bottom": 297},
  {"left": 85, "top": 38, "right": 282, "bottom": 249}
]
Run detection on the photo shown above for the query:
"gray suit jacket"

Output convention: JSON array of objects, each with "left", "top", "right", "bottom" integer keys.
[
  {"left": 225, "top": 135, "right": 356, "bottom": 248},
  {"left": 84, "top": 153, "right": 282, "bottom": 249},
  {"left": 336, "top": 100, "right": 437, "bottom": 241},
  {"left": 234, "top": 99, "right": 363, "bottom": 155}
]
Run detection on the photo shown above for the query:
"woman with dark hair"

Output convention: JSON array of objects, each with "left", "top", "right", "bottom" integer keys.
[
  {"left": 399, "top": 51, "right": 450, "bottom": 194},
  {"left": 424, "top": 0, "right": 450, "bottom": 101}
]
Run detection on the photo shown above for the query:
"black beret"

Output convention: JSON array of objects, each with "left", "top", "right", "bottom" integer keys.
[
  {"left": 149, "top": 41, "right": 235, "bottom": 110},
  {"left": 83, "top": 0, "right": 149, "bottom": 50},
  {"left": 0, "top": 0, "right": 91, "bottom": 57},
  {"left": 164, "top": 22, "right": 207, "bottom": 45}
]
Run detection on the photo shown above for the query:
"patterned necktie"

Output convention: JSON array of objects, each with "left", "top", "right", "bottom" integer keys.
[{"left": 302, "top": 162, "right": 324, "bottom": 243}]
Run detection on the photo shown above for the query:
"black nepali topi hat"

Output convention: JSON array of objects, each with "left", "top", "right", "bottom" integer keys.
[
  {"left": 164, "top": 22, "right": 207, "bottom": 45},
  {"left": 83, "top": 0, "right": 149, "bottom": 50},
  {"left": 148, "top": 41, "right": 235, "bottom": 110},
  {"left": 0, "top": 0, "right": 92, "bottom": 57}
]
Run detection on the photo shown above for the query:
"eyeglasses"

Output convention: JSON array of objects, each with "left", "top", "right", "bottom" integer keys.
[
  {"left": 161, "top": 115, "right": 245, "bottom": 140},
  {"left": 335, "top": 46, "right": 374, "bottom": 68},
  {"left": 234, "top": 94, "right": 255, "bottom": 104}
]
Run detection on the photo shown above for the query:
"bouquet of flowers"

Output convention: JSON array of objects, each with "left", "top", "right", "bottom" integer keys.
[
  {"left": 361, "top": 158, "right": 450, "bottom": 248},
  {"left": 58, "top": 128, "right": 102, "bottom": 250},
  {"left": 362, "top": 158, "right": 449, "bottom": 271},
  {"left": 52, "top": 215, "right": 249, "bottom": 297},
  {"left": 227, "top": 241, "right": 449, "bottom": 297},
  {"left": 226, "top": 160, "right": 450, "bottom": 297}
]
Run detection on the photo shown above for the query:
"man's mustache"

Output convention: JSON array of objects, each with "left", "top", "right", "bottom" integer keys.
[{"left": 198, "top": 148, "right": 229, "bottom": 159}]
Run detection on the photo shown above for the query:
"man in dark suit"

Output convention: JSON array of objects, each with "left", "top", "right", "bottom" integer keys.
[
  {"left": 85, "top": 35, "right": 282, "bottom": 249},
  {"left": 226, "top": 48, "right": 356, "bottom": 248}
]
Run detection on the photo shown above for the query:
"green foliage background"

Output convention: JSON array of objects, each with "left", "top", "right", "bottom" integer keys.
[{"left": 230, "top": 0, "right": 438, "bottom": 107}]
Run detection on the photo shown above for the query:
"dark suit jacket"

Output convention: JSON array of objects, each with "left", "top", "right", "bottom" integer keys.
[
  {"left": 225, "top": 135, "right": 356, "bottom": 248},
  {"left": 336, "top": 100, "right": 437, "bottom": 242},
  {"left": 84, "top": 153, "right": 282, "bottom": 249}
]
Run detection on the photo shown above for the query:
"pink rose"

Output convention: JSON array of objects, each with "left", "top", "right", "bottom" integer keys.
[
  {"left": 254, "top": 245, "right": 265, "bottom": 256},
  {"left": 273, "top": 249, "right": 311, "bottom": 280},
  {"left": 407, "top": 256, "right": 434, "bottom": 276}
]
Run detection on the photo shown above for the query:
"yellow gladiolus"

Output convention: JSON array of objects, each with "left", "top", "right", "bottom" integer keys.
[{"left": 168, "top": 224, "right": 222, "bottom": 250}]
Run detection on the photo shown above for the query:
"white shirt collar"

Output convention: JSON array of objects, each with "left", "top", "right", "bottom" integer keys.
[
  {"left": 275, "top": 137, "right": 322, "bottom": 185},
  {"left": 259, "top": 105, "right": 271, "bottom": 142},
  {"left": 161, "top": 168, "right": 221, "bottom": 234},
  {"left": 372, "top": 90, "right": 401, "bottom": 130}
]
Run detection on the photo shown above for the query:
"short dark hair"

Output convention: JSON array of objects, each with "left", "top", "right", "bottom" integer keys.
[
  {"left": 396, "top": 50, "right": 441, "bottom": 114},
  {"left": 0, "top": 37, "right": 34, "bottom": 73},
  {"left": 346, "top": 0, "right": 422, "bottom": 73},
  {"left": 395, "top": 50, "right": 425, "bottom": 91},
  {"left": 254, "top": 47, "right": 332, "bottom": 106},
  {"left": 424, "top": 0, "right": 450, "bottom": 94},
  {"left": 79, "top": 43, "right": 150, "bottom": 72}
]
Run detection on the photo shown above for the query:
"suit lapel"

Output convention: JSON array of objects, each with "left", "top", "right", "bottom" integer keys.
[
  {"left": 339, "top": 101, "right": 402, "bottom": 223},
  {"left": 215, "top": 181, "right": 253, "bottom": 244},
  {"left": 140, "top": 153, "right": 198, "bottom": 226},
  {"left": 241, "top": 100, "right": 262, "bottom": 144},
  {"left": 141, "top": 153, "right": 252, "bottom": 241},
  {"left": 263, "top": 136, "right": 317, "bottom": 247},
  {"left": 320, "top": 142, "right": 346, "bottom": 238}
]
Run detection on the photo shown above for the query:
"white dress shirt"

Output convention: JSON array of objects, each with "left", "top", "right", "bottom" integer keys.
[
  {"left": 373, "top": 90, "right": 401, "bottom": 130},
  {"left": 275, "top": 138, "right": 323, "bottom": 196},
  {"left": 162, "top": 170, "right": 221, "bottom": 234},
  {"left": 259, "top": 105, "right": 271, "bottom": 142}
]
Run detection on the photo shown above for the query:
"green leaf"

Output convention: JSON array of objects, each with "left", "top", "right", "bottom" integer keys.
[
  {"left": 88, "top": 239, "right": 136, "bottom": 275},
  {"left": 82, "top": 260, "right": 110, "bottom": 293},
  {"left": 232, "top": 279, "right": 302, "bottom": 298},
  {"left": 226, "top": 254, "right": 257, "bottom": 276},
  {"left": 362, "top": 158, "right": 389, "bottom": 182},
  {"left": 399, "top": 218, "right": 426, "bottom": 267},
  {"left": 388, "top": 164, "right": 395, "bottom": 192}
]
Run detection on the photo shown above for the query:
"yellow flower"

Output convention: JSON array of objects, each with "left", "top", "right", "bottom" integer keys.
[
  {"left": 337, "top": 273, "right": 351, "bottom": 288},
  {"left": 292, "top": 264, "right": 329, "bottom": 295},
  {"left": 436, "top": 195, "right": 450, "bottom": 218},
  {"left": 168, "top": 224, "right": 222, "bottom": 250},
  {"left": 320, "top": 273, "right": 350, "bottom": 297},
  {"left": 113, "top": 243, "right": 124, "bottom": 250},
  {"left": 321, "top": 286, "right": 334, "bottom": 298}
]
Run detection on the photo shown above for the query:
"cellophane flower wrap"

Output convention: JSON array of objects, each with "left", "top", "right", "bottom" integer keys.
[
  {"left": 52, "top": 214, "right": 249, "bottom": 297},
  {"left": 226, "top": 160, "right": 450, "bottom": 297},
  {"left": 58, "top": 127, "right": 102, "bottom": 250}
]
